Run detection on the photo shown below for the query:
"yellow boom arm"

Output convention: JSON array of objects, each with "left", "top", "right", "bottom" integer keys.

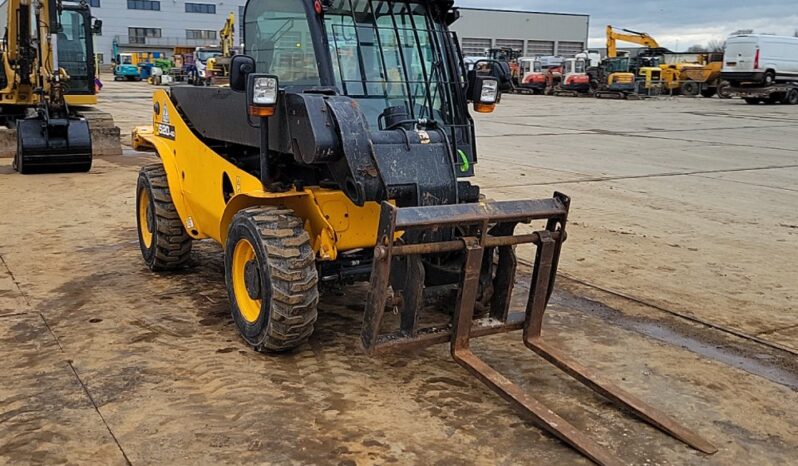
[
  {"left": 220, "top": 11, "right": 235, "bottom": 57},
  {"left": 606, "top": 25, "right": 661, "bottom": 58}
]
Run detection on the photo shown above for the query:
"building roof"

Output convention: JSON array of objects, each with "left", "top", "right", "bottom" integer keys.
[{"left": 457, "top": 7, "right": 589, "bottom": 19}]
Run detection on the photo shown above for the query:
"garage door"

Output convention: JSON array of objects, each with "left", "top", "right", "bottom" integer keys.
[
  {"left": 526, "top": 40, "right": 555, "bottom": 56},
  {"left": 461, "top": 37, "right": 491, "bottom": 56},
  {"left": 558, "top": 41, "right": 585, "bottom": 56},
  {"left": 495, "top": 39, "right": 524, "bottom": 53}
]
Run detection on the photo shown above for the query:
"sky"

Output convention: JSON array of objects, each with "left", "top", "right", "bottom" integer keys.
[{"left": 456, "top": 0, "right": 798, "bottom": 51}]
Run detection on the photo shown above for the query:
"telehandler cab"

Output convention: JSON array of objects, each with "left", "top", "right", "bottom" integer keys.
[{"left": 133, "top": 1, "right": 716, "bottom": 463}]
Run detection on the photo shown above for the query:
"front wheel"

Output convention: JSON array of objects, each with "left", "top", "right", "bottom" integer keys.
[
  {"left": 225, "top": 207, "right": 319, "bottom": 352},
  {"left": 681, "top": 81, "right": 700, "bottom": 96}
]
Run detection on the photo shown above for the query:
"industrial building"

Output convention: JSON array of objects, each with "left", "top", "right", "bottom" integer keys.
[
  {"left": 91, "top": 2, "right": 588, "bottom": 64},
  {"left": 92, "top": 0, "right": 247, "bottom": 64},
  {"left": 450, "top": 8, "right": 590, "bottom": 57}
]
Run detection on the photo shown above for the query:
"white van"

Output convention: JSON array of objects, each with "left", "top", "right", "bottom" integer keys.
[{"left": 722, "top": 34, "right": 798, "bottom": 86}]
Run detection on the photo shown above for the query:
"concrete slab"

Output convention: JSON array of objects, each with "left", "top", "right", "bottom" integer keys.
[{"left": 1, "top": 81, "right": 796, "bottom": 465}]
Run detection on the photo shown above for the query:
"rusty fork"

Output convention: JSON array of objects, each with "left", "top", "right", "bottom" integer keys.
[{"left": 361, "top": 194, "right": 717, "bottom": 466}]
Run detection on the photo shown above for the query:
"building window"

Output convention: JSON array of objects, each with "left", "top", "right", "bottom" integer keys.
[
  {"left": 127, "top": 0, "right": 160, "bottom": 11},
  {"left": 128, "top": 27, "right": 161, "bottom": 44},
  {"left": 88, "top": 0, "right": 100, "bottom": 7},
  {"left": 185, "top": 2, "right": 216, "bottom": 14},
  {"left": 186, "top": 29, "right": 217, "bottom": 40}
]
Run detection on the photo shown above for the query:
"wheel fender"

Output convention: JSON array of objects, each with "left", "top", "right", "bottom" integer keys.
[
  {"left": 143, "top": 90, "right": 199, "bottom": 239},
  {"left": 220, "top": 191, "right": 339, "bottom": 261}
]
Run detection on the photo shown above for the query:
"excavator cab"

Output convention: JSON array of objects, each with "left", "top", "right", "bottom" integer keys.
[{"left": 133, "top": 1, "right": 716, "bottom": 463}]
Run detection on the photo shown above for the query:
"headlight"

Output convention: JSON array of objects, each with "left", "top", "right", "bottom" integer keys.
[
  {"left": 253, "top": 76, "right": 278, "bottom": 105},
  {"left": 480, "top": 79, "right": 498, "bottom": 104}
]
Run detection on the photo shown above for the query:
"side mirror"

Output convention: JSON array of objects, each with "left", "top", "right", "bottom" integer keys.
[
  {"left": 230, "top": 55, "right": 256, "bottom": 92},
  {"left": 92, "top": 19, "right": 103, "bottom": 35}
]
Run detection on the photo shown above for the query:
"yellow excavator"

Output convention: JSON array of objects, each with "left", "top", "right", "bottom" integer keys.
[
  {"left": 0, "top": 0, "right": 118, "bottom": 172},
  {"left": 606, "top": 25, "right": 666, "bottom": 58},
  {"left": 205, "top": 12, "right": 236, "bottom": 85}
]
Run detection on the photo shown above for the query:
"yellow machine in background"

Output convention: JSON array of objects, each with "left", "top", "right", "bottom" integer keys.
[
  {"left": 606, "top": 25, "right": 664, "bottom": 58},
  {"left": 205, "top": 12, "right": 236, "bottom": 85},
  {"left": 0, "top": 0, "right": 119, "bottom": 172}
]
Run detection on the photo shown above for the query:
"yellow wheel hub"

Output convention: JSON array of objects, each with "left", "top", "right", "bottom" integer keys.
[
  {"left": 232, "top": 239, "right": 262, "bottom": 323},
  {"left": 138, "top": 188, "right": 153, "bottom": 248}
]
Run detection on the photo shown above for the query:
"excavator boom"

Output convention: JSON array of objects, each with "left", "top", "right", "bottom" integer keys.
[{"left": 606, "top": 25, "right": 662, "bottom": 58}]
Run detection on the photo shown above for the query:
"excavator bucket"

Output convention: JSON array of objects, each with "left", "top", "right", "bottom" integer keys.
[
  {"left": 14, "top": 116, "right": 92, "bottom": 174},
  {"left": 361, "top": 193, "right": 716, "bottom": 466}
]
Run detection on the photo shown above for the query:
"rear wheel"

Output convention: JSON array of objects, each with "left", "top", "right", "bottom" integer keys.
[
  {"left": 136, "top": 164, "right": 193, "bottom": 271},
  {"left": 700, "top": 87, "right": 717, "bottom": 98},
  {"left": 763, "top": 71, "right": 775, "bottom": 86},
  {"left": 717, "top": 81, "right": 732, "bottom": 99},
  {"left": 225, "top": 207, "right": 319, "bottom": 352},
  {"left": 781, "top": 89, "right": 798, "bottom": 105}
]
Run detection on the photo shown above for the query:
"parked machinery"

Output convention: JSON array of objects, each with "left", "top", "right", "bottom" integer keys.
[
  {"left": 132, "top": 1, "right": 716, "bottom": 464},
  {"left": 588, "top": 56, "right": 637, "bottom": 99},
  {"left": 488, "top": 46, "right": 522, "bottom": 90},
  {"left": 518, "top": 57, "right": 546, "bottom": 94},
  {"left": 549, "top": 55, "right": 591, "bottom": 96},
  {"left": 205, "top": 12, "right": 236, "bottom": 85},
  {"left": 0, "top": 0, "right": 118, "bottom": 172},
  {"left": 606, "top": 25, "right": 671, "bottom": 58}
]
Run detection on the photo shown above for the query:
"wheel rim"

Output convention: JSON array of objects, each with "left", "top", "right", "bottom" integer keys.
[
  {"left": 232, "top": 239, "right": 262, "bottom": 323},
  {"left": 138, "top": 188, "right": 154, "bottom": 248}
]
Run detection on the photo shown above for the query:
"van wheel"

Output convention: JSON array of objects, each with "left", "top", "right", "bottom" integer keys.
[
  {"left": 744, "top": 98, "right": 761, "bottom": 105},
  {"left": 763, "top": 71, "right": 775, "bottom": 86}
]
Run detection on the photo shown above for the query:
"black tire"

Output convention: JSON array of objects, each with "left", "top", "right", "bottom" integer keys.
[
  {"left": 701, "top": 88, "right": 717, "bottom": 98},
  {"left": 781, "top": 89, "right": 798, "bottom": 105},
  {"left": 717, "top": 81, "right": 732, "bottom": 99},
  {"left": 763, "top": 71, "right": 775, "bottom": 86},
  {"left": 681, "top": 81, "right": 700, "bottom": 96},
  {"left": 136, "top": 164, "right": 193, "bottom": 271},
  {"left": 225, "top": 207, "right": 319, "bottom": 352},
  {"left": 744, "top": 98, "right": 761, "bottom": 105}
]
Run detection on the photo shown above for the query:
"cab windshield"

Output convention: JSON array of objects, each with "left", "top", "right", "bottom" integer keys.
[
  {"left": 323, "top": 0, "right": 454, "bottom": 127},
  {"left": 245, "top": 0, "right": 458, "bottom": 129},
  {"left": 58, "top": 9, "right": 90, "bottom": 93}
]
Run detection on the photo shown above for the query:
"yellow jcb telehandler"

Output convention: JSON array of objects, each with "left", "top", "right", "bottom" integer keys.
[{"left": 133, "top": 1, "right": 716, "bottom": 464}]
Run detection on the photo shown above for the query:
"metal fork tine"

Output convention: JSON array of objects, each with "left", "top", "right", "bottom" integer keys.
[
  {"left": 450, "top": 237, "right": 624, "bottom": 466},
  {"left": 525, "top": 338, "right": 719, "bottom": 455},
  {"left": 524, "top": 232, "right": 717, "bottom": 455}
]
